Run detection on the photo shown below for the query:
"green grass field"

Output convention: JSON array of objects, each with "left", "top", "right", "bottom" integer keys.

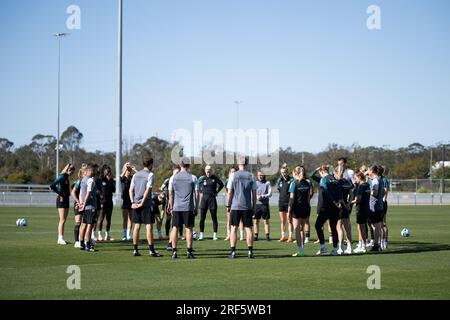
[{"left": 0, "top": 205, "right": 449, "bottom": 300}]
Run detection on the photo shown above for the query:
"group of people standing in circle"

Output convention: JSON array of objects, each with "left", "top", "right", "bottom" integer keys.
[{"left": 50, "top": 155, "right": 389, "bottom": 258}]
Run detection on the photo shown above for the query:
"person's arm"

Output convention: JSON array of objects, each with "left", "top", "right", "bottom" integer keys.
[
  {"left": 252, "top": 189, "right": 257, "bottom": 212},
  {"left": 262, "top": 182, "right": 272, "bottom": 198},
  {"left": 287, "top": 192, "right": 295, "bottom": 216},
  {"left": 383, "top": 178, "right": 389, "bottom": 202},
  {"left": 215, "top": 176, "right": 224, "bottom": 194},
  {"left": 129, "top": 176, "right": 135, "bottom": 207},
  {"left": 167, "top": 177, "right": 174, "bottom": 214},
  {"left": 71, "top": 183, "right": 80, "bottom": 206},
  {"left": 137, "top": 173, "right": 154, "bottom": 208},
  {"left": 310, "top": 168, "right": 321, "bottom": 183}
]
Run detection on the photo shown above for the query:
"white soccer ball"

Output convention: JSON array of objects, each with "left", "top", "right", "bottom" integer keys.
[
  {"left": 193, "top": 231, "right": 198, "bottom": 240},
  {"left": 400, "top": 228, "right": 410, "bottom": 237},
  {"left": 16, "top": 218, "right": 27, "bottom": 227}
]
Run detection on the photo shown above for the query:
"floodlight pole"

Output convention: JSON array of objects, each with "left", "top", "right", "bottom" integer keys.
[
  {"left": 115, "top": 0, "right": 123, "bottom": 204},
  {"left": 53, "top": 33, "right": 69, "bottom": 178}
]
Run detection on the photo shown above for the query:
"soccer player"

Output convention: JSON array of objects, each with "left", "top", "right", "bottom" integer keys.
[
  {"left": 379, "top": 166, "right": 390, "bottom": 250},
  {"left": 367, "top": 165, "right": 385, "bottom": 252},
  {"left": 162, "top": 165, "right": 182, "bottom": 250},
  {"left": 276, "top": 164, "right": 294, "bottom": 242},
  {"left": 168, "top": 158, "right": 199, "bottom": 259},
  {"left": 70, "top": 165, "right": 85, "bottom": 248},
  {"left": 96, "top": 165, "right": 115, "bottom": 241},
  {"left": 224, "top": 167, "right": 236, "bottom": 241},
  {"left": 311, "top": 165, "right": 342, "bottom": 256},
  {"left": 78, "top": 163, "right": 98, "bottom": 252},
  {"left": 197, "top": 165, "right": 224, "bottom": 241},
  {"left": 253, "top": 171, "right": 272, "bottom": 241},
  {"left": 288, "top": 166, "right": 313, "bottom": 257},
  {"left": 335, "top": 165, "right": 354, "bottom": 255},
  {"left": 226, "top": 156, "right": 257, "bottom": 259},
  {"left": 129, "top": 158, "right": 161, "bottom": 257},
  {"left": 91, "top": 164, "right": 102, "bottom": 243},
  {"left": 50, "top": 163, "right": 75, "bottom": 245},
  {"left": 351, "top": 171, "right": 370, "bottom": 253},
  {"left": 120, "top": 162, "right": 136, "bottom": 241}
]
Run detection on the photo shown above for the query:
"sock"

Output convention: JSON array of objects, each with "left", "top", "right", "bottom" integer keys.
[
  {"left": 281, "top": 231, "right": 285, "bottom": 238},
  {"left": 200, "top": 232, "right": 204, "bottom": 237},
  {"left": 266, "top": 233, "right": 270, "bottom": 237},
  {"left": 134, "top": 244, "right": 138, "bottom": 251},
  {"left": 187, "top": 247, "right": 193, "bottom": 253},
  {"left": 80, "top": 240, "right": 85, "bottom": 247},
  {"left": 305, "top": 231, "right": 310, "bottom": 238},
  {"left": 227, "top": 230, "right": 230, "bottom": 237},
  {"left": 105, "top": 231, "right": 109, "bottom": 238},
  {"left": 213, "top": 232, "right": 217, "bottom": 238},
  {"left": 91, "top": 230, "right": 95, "bottom": 239},
  {"left": 231, "top": 246, "right": 236, "bottom": 252},
  {"left": 240, "top": 230, "right": 244, "bottom": 238},
  {"left": 74, "top": 224, "right": 80, "bottom": 242},
  {"left": 167, "top": 242, "right": 172, "bottom": 248},
  {"left": 149, "top": 244, "right": 154, "bottom": 252},
  {"left": 98, "top": 231, "right": 102, "bottom": 238},
  {"left": 58, "top": 235, "right": 63, "bottom": 240},
  {"left": 248, "top": 246, "right": 253, "bottom": 253},
  {"left": 288, "top": 231, "right": 292, "bottom": 238},
  {"left": 172, "top": 247, "right": 177, "bottom": 252},
  {"left": 122, "top": 229, "right": 126, "bottom": 238},
  {"left": 255, "top": 233, "right": 259, "bottom": 238},
  {"left": 126, "top": 229, "right": 131, "bottom": 238}
]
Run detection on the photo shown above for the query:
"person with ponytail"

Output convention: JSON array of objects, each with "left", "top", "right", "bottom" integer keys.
[
  {"left": 50, "top": 163, "right": 75, "bottom": 245},
  {"left": 70, "top": 164, "right": 86, "bottom": 248}
]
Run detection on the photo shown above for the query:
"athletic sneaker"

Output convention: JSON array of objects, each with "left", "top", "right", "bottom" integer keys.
[
  {"left": 345, "top": 246, "right": 352, "bottom": 255},
  {"left": 370, "top": 244, "right": 380, "bottom": 252},
  {"left": 57, "top": 238, "right": 67, "bottom": 245},
  {"left": 304, "top": 238, "right": 310, "bottom": 244},
  {"left": 316, "top": 244, "right": 328, "bottom": 255},
  {"left": 224, "top": 236, "right": 230, "bottom": 241},
  {"left": 187, "top": 252, "right": 195, "bottom": 259},
  {"left": 198, "top": 233, "right": 204, "bottom": 241},
  {"left": 122, "top": 237, "right": 127, "bottom": 241},
  {"left": 126, "top": 236, "right": 132, "bottom": 241},
  {"left": 330, "top": 247, "right": 338, "bottom": 256},
  {"left": 213, "top": 234, "right": 218, "bottom": 241},
  {"left": 278, "top": 236, "right": 287, "bottom": 242},
  {"left": 337, "top": 248, "right": 344, "bottom": 255},
  {"left": 166, "top": 246, "right": 173, "bottom": 252},
  {"left": 74, "top": 241, "right": 81, "bottom": 248},
  {"left": 248, "top": 251, "right": 254, "bottom": 259},
  {"left": 254, "top": 235, "right": 259, "bottom": 241},
  {"left": 80, "top": 243, "right": 86, "bottom": 251},
  {"left": 353, "top": 246, "right": 366, "bottom": 254},
  {"left": 292, "top": 248, "right": 305, "bottom": 257},
  {"left": 368, "top": 240, "right": 374, "bottom": 247},
  {"left": 171, "top": 251, "right": 178, "bottom": 259},
  {"left": 97, "top": 234, "right": 103, "bottom": 241},
  {"left": 287, "top": 237, "right": 293, "bottom": 243},
  {"left": 266, "top": 235, "right": 270, "bottom": 241},
  {"left": 149, "top": 251, "right": 161, "bottom": 257},
  {"left": 85, "top": 246, "right": 96, "bottom": 252},
  {"left": 90, "top": 238, "right": 96, "bottom": 245}
]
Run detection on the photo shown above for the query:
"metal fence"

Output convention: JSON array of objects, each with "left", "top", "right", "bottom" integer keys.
[{"left": 1, "top": 182, "right": 450, "bottom": 207}]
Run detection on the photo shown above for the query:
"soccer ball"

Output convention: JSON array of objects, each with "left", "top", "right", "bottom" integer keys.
[
  {"left": 193, "top": 231, "right": 198, "bottom": 240},
  {"left": 16, "top": 218, "right": 28, "bottom": 227},
  {"left": 400, "top": 228, "right": 410, "bottom": 237}
]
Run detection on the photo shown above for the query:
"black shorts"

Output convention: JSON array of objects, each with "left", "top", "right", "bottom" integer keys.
[
  {"left": 231, "top": 210, "right": 253, "bottom": 228},
  {"left": 356, "top": 210, "right": 368, "bottom": 224},
  {"left": 172, "top": 211, "right": 195, "bottom": 228},
  {"left": 382, "top": 201, "right": 388, "bottom": 217},
  {"left": 74, "top": 207, "right": 82, "bottom": 216},
  {"left": 132, "top": 207, "right": 154, "bottom": 225},
  {"left": 82, "top": 209, "right": 97, "bottom": 224},
  {"left": 278, "top": 204, "right": 289, "bottom": 212},
  {"left": 122, "top": 200, "right": 132, "bottom": 210},
  {"left": 368, "top": 210, "right": 383, "bottom": 224},
  {"left": 339, "top": 206, "right": 351, "bottom": 219},
  {"left": 254, "top": 204, "right": 270, "bottom": 220},
  {"left": 292, "top": 205, "right": 311, "bottom": 219},
  {"left": 56, "top": 197, "right": 70, "bottom": 209}
]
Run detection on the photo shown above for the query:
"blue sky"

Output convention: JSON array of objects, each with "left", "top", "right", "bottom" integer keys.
[{"left": 1, "top": 0, "right": 449, "bottom": 153}]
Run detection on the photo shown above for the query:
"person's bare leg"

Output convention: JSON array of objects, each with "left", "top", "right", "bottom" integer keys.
[
  {"left": 239, "top": 220, "right": 244, "bottom": 240},
  {"left": 133, "top": 224, "right": 140, "bottom": 250},
  {"left": 288, "top": 213, "right": 294, "bottom": 240},
  {"left": 254, "top": 219, "right": 260, "bottom": 239},
  {"left": 170, "top": 226, "right": 179, "bottom": 250},
  {"left": 146, "top": 224, "right": 153, "bottom": 246},
  {"left": 58, "top": 208, "right": 68, "bottom": 239},
  {"left": 225, "top": 211, "right": 231, "bottom": 240},
  {"left": 279, "top": 212, "right": 286, "bottom": 240},
  {"left": 337, "top": 220, "right": 344, "bottom": 251},
  {"left": 186, "top": 227, "right": 193, "bottom": 249},
  {"left": 327, "top": 220, "right": 333, "bottom": 243},
  {"left": 245, "top": 227, "right": 253, "bottom": 248},
  {"left": 264, "top": 219, "right": 270, "bottom": 239},
  {"left": 293, "top": 218, "right": 301, "bottom": 247},
  {"left": 230, "top": 225, "right": 237, "bottom": 248}
]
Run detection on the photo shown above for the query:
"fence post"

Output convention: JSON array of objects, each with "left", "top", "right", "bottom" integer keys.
[
  {"left": 397, "top": 192, "right": 400, "bottom": 205},
  {"left": 431, "top": 193, "right": 434, "bottom": 206}
]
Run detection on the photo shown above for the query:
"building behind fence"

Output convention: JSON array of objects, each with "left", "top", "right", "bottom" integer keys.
[{"left": 1, "top": 180, "right": 450, "bottom": 206}]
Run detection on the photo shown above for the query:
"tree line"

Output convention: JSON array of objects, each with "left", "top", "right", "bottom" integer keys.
[{"left": 0, "top": 126, "right": 449, "bottom": 188}]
